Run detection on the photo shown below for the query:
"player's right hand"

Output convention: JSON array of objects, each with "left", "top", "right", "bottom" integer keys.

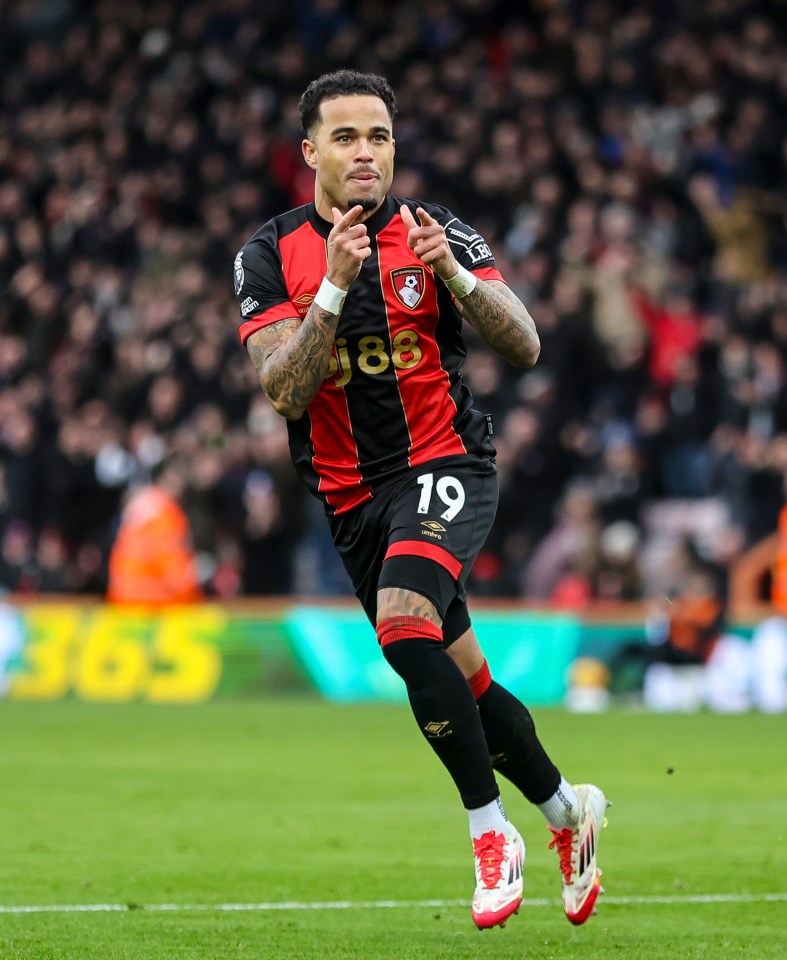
[{"left": 326, "top": 205, "right": 371, "bottom": 290}]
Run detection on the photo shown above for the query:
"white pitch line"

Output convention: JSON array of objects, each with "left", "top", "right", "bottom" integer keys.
[{"left": 1, "top": 893, "right": 785, "bottom": 915}]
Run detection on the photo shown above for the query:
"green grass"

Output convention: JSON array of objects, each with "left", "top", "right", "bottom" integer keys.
[{"left": 0, "top": 700, "right": 785, "bottom": 959}]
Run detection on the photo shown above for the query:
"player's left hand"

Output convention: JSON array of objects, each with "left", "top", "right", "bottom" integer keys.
[{"left": 400, "top": 205, "right": 458, "bottom": 280}]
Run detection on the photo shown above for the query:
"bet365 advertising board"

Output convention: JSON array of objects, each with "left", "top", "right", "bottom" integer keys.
[{"left": 0, "top": 601, "right": 585, "bottom": 704}]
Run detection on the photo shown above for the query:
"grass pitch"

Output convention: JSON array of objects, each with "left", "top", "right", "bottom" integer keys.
[{"left": 0, "top": 699, "right": 784, "bottom": 959}]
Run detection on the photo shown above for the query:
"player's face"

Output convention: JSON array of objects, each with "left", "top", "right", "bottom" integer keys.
[{"left": 303, "top": 94, "right": 395, "bottom": 220}]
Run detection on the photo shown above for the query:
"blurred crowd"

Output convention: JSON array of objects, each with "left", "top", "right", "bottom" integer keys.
[{"left": 1, "top": 0, "right": 787, "bottom": 604}]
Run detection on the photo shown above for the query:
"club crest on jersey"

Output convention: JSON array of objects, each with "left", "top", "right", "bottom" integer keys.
[{"left": 391, "top": 266, "right": 425, "bottom": 309}]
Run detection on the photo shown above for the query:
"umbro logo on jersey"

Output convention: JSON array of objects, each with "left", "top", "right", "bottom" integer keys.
[
  {"left": 391, "top": 266, "right": 425, "bottom": 309},
  {"left": 293, "top": 293, "right": 315, "bottom": 317}
]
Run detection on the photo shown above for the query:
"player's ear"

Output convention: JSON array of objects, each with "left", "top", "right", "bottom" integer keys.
[
  {"left": 302, "top": 139, "right": 318, "bottom": 169},
  {"left": 392, "top": 138, "right": 395, "bottom": 156}
]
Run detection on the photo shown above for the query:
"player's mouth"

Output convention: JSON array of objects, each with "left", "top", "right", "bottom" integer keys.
[{"left": 347, "top": 170, "right": 378, "bottom": 186}]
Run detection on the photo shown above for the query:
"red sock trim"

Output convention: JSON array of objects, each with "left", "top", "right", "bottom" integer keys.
[
  {"left": 376, "top": 615, "right": 443, "bottom": 648},
  {"left": 468, "top": 659, "right": 492, "bottom": 699}
]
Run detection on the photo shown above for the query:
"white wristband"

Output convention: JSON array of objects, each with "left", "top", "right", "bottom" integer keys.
[
  {"left": 443, "top": 264, "right": 478, "bottom": 298},
  {"left": 314, "top": 276, "right": 347, "bottom": 315}
]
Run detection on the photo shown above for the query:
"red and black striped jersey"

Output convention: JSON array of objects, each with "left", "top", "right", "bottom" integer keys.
[{"left": 234, "top": 195, "right": 503, "bottom": 515}]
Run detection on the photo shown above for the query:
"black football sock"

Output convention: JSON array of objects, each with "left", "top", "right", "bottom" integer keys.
[
  {"left": 381, "top": 636, "right": 500, "bottom": 809},
  {"left": 476, "top": 680, "right": 561, "bottom": 805}
]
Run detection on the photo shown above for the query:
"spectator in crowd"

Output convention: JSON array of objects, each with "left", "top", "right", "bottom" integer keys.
[
  {"left": 609, "top": 538, "right": 725, "bottom": 696},
  {"left": 0, "top": 522, "right": 37, "bottom": 595},
  {"left": 107, "top": 456, "right": 203, "bottom": 604},
  {"left": 239, "top": 469, "right": 294, "bottom": 595},
  {"left": 524, "top": 479, "right": 602, "bottom": 604},
  {"left": 33, "top": 527, "right": 71, "bottom": 594},
  {"left": 733, "top": 487, "right": 787, "bottom": 711},
  {"left": 0, "top": 0, "right": 786, "bottom": 600}
]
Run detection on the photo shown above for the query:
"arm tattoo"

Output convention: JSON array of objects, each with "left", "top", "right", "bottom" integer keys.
[
  {"left": 246, "top": 303, "right": 340, "bottom": 420},
  {"left": 457, "top": 280, "right": 541, "bottom": 368}
]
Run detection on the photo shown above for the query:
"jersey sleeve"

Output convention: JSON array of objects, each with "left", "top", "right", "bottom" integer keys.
[
  {"left": 418, "top": 202, "right": 507, "bottom": 285},
  {"left": 233, "top": 224, "right": 299, "bottom": 345}
]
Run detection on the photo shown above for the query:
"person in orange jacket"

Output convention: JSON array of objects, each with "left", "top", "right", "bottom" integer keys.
[
  {"left": 746, "top": 501, "right": 787, "bottom": 712},
  {"left": 107, "top": 456, "right": 203, "bottom": 604}
]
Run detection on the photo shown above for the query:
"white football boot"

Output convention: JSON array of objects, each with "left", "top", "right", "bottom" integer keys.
[
  {"left": 471, "top": 822, "right": 525, "bottom": 929},
  {"left": 548, "top": 783, "right": 609, "bottom": 925}
]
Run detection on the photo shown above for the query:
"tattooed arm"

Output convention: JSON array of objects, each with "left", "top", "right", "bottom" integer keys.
[
  {"left": 246, "top": 308, "right": 341, "bottom": 420},
  {"left": 246, "top": 204, "right": 371, "bottom": 420},
  {"left": 452, "top": 279, "right": 540, "bottom": 368},
  {"left": 400, "top": 204, "right": 540, "bottom": 368}
]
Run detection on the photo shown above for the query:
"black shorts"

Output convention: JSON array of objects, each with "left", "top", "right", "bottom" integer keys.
[{"left": 329, "top": 454, "right": 498, "bottom": 645}]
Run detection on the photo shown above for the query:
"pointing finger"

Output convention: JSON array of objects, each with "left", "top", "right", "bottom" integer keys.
[
  {"left": 333, "top": 205, "right": 363, "bottom": 230},
  {"left": 400, "top": 204, "right": 417, "bottom": 231},
  {"left": 416, "top": 207, "right": 437, "bottom": 227}
]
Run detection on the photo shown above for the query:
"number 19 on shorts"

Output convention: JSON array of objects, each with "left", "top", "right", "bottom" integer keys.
[{"left": 416, "top": 473, "right": 465, "bottom": 521}]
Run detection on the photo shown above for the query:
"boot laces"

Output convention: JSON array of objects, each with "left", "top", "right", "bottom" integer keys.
[
  {"left": 548, "top": 827, "right": 576, "bottom": 883},
  {"left": 473, "top": 830, "right": 507, "bottom": 889}
]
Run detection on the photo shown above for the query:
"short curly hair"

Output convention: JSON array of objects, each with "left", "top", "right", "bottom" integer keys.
[{"left": 299, "top": 70, "right": 398, "bottom": 137}]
